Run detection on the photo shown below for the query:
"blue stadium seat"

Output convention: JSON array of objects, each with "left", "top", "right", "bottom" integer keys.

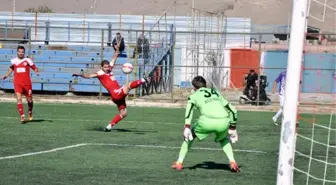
[
  {"left": 49, "top": 56, "right": 73, "bottom": 61},
  {"left": 55, "top": 73, "right": 73, "bottom": 79},
  {"left": 113, "top": 57, "right": 129, "bottom": 64},
  {"left": 2, "top": 81, "right": 13, "bottom": 89},
  {"left": 0, "top": 46, "right": 141, "bottom": 93},
  {"left": 54, "top": 51, "right": 76, "bottom": 56},
  {"left": 80, "top": 52, "right": 101, "bottom": 57},
  {"left": 0, "top": 54, "right": 17, "bottom": 61},
  {"left": 63, "top": 63, "right": 92, "bottom": 68},
  {"left": 180, "top": 81, "right": 192, "bottom": 88},
  {"left": 41, "top": 67, "right": 64, "bottom": 73},
  {"left": 43, "top": 78, "right": 72, "bottom": 83},
  {"left": 71, "top": 57, "right": 98, "bottom": 62},
  {"left": 40, "top": 84, "right": 69, "bottom": 92},
  {"left": 0, "top": 55, "right": 8, "bottom": 61},
  {"left": 71, "top": 84, "right": 104, "bottom": 93},
  {"left": 0, "top": 63, "right": 10, "bottom": 69},
  {"left": 77, "top": 78, "right": 100, "bottom": 84},
  {"left": 103, "top": 53, "right": 115, "bottom": 58},
  {"left": 31, "top": 73, "right": 72, "bottom": 79},
  {"left": 32, "top": 55, "right": 50, "bottom": 61},
  {"left": 37, "top": 63, "right": 71, "bottom": 68},
  {"left": 0, "top": 49, "right": 14, "bottom": 55}
]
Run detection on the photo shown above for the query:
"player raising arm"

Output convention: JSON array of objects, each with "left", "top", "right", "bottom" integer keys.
[
  {"left": 1, "top": 46, "right": 39, "bottom": 123},
  {"left": 73, "top": 52, "right": 147, "bottom": 131},
  {"left": 171, "top": 76, "right": 240, "bottom": 172}
]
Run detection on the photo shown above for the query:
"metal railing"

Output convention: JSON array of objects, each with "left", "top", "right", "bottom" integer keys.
[{"left": 0, "top": 30, "right": 335, "bottom": 105}]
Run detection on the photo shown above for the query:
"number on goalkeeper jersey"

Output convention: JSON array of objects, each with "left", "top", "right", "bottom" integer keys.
[{"left": 200, "top": 89, "right": 219, "bottom": 98}]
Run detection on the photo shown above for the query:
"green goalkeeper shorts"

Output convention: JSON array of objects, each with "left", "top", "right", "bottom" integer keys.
[{"left": 192, "top": 117, "right": 230, "bottom": 142}]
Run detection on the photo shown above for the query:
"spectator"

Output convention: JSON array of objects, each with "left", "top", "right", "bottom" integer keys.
[
  {"left": 19, "top": 29, "right": 29, "bottom": 44},
  {"left": 112, "top": 33, "right": 125, "bottom": 54},
  {"left": 133, "top": 33, "right": 150, "bottom": 59},
  {"left": 243, "top": 69, "right": 258, "bottom": 96}
]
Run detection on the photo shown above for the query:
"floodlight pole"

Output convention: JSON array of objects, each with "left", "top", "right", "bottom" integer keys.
[
  {"left": 12, "top": 0, "right": 16, "bottom": 30},
  {"left": 276, "top": 0, "right": 308, "bottom": 184}
]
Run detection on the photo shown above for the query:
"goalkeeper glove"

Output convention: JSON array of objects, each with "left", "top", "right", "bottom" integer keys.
[
  {"left": 183, "top": 124, "right": 193, "bottom": 142},
  {"left": 228, "top": 125, "right": 238, "bottom": 144}
]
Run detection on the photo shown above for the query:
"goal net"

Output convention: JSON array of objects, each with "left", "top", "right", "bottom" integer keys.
[{"left": 277, "top": 0, "right": 336, "bottom": 184}]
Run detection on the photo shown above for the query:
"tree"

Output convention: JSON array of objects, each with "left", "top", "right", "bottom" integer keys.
[{"left": 24, "top": 5, "right": 52, "bottom": 13}]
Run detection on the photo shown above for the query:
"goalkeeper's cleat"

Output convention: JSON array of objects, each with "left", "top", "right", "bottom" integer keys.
[
  {"left": 20, "top": 115, "right": 25, "bottom": 123},
  {"left": 171, "top": 161, "right": 183, "bottom": 171},
  {"left": 229, "top": 161, "right": 240, "bottom": 173},
  {"left": 272, "top": 117, "right": 278, "bottom": 126},
  {"left": 28, "top": 111, "right": 33, "bottom": 121}
]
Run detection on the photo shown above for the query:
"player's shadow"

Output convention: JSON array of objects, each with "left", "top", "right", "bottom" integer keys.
[
  {"left": 187, "top": 161, "right": 239, "bottom": 171},
  {"left": 24, "top": 119, "right": 53, "bottom": 124},
  {"left": 89, "top": 126, "right": 158, "bottom": 135}
]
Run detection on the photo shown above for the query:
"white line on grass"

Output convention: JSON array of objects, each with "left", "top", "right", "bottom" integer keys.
[
  {"left": 0, "top": 116, "right": 320, "bottom": 130},
  {"left": 1, "top": 116, "right": 177, "bottom": 125},
  {"left": 0, "top": 143, "right": 268, "bottom": 160},
  {"left": 0, "top": 143, "right": 87, "bottom": 160},
  {"left": 88, "top": 143, "right": 268, "bottom": 154}
]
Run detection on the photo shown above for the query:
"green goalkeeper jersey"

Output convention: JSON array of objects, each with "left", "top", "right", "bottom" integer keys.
[{"left": 185, "top": 87, "right": 238, "bottom": 126}]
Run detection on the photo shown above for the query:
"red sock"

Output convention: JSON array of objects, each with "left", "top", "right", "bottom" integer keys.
[
  {"left": 110, "top": 114, "right": 123, "bottom": 126},
  {"left": 28, "top": 101, "right": 33, "bottom": 112},
  {"left": 17, "top": 103, "right": 24, "bottom": 116},
  {"left": 129, "top": 80, "right": 143, "bottom": 89}
]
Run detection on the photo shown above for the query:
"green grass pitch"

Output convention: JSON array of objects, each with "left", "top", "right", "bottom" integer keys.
[{"left": 0, "top": 102, "right": 334, "bottom": 185}]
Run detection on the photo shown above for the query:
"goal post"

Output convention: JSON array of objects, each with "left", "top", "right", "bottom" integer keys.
[{"left": 276, "top": 0, "right": 309, "bottom": 184}]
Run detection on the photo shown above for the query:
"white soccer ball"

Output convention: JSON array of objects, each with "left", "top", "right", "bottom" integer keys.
[{"left": 122, "top": 63, "right": 133, "bottom": 74}]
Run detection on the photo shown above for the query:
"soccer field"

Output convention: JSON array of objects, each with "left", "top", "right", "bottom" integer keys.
[{"left": 0, "top": 102, "right": 334, "bottom": 185}]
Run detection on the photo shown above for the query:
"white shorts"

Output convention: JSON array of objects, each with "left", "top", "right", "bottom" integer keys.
[{"left": 279, "top": 95, "right": 285, "bottom": 107}]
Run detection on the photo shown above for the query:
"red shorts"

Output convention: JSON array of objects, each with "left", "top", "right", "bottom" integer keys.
[
  {"left": 111, "top": 98, "right": 126, "bottom": 110},
  {"left": 110, "top": 87, "right": 127, "bottom": 110},
  {"left": 14, "top": 84, "right": 32, "bottom": 97}
]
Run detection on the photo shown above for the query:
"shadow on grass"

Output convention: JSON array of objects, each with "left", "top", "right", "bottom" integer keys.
[
  {"left": 187, "top": 161, "right": 241, "bottom": 172},
  {"left": 22, "top": 119, "right": 53, "bottom": 124},
  {"left": 88, "top": 126, "right": 158, "bottom": 135}
]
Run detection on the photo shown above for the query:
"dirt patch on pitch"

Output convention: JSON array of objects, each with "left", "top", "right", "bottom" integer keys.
[{"left": 0, "top": 91, "right": 334, "bottom": 114}]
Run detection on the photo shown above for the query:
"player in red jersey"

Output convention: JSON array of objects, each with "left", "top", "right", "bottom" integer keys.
[
  {"left": 1, "top": 46, "right": 39, "bottom": 123},
  {"left": 72, "top": 52, "right": 148, "bottom": 131}
]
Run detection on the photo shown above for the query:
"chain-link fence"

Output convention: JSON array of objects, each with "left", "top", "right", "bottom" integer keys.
[{"left": 0, "top": 23, "right": 335, "bottom": 105}]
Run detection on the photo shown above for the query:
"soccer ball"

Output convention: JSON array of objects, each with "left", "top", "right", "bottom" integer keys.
[{"left": 122, "top": 63, "right": 133, "bottom": 74}]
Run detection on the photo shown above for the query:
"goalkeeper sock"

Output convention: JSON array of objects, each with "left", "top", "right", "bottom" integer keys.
[
  {"left": 274, "top": 108, "right": 283, "bottom": 120},
  {"left": 129, "top": 79, "right": 145, "bottom": 89},
  {"left": 110, "top": 114, "right": 123, "bottom": 126},
  {"left": 17, "top": 103, "right": 24, "bottom": 116},
  {"left": 177, "top": 140, "right": 193, "bottom": 163},
  {"left": 220, "top": 139, "right": 235, "bottom": 162}
]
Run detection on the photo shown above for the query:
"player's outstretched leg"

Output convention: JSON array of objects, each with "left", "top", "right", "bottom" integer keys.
[
  {"left": 27, "top": 96, "right": 33, "bottom": 121},
  {"left": 129, "top": 79, "right": 145, "bottom": 89},
  {"left": 172, "top": 140, "right": 194, "bottom": 171},
  {"left": 15, "top": 93, "right": 25, "bottom": 123},
  {"left": 219, "top": 138, "right": 240, "bottom": 172},
  {"left": 122, "top": 74, "right": 148, "bottom": 95},
  {"left": 105, "top": 108, "right": 127, "bottom": 131}
]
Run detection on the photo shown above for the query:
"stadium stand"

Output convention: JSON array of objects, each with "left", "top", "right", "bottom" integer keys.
[
  {"left": 0, "top": 44, "right": 138, "bottom": 94},
  {"left": 0, "top": 28, "right": 26, "bottom": 43}
]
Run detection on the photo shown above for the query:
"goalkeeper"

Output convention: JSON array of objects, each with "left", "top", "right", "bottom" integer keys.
[{"left": 171, "top": 76, "right": 240, "bottom": 172}]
